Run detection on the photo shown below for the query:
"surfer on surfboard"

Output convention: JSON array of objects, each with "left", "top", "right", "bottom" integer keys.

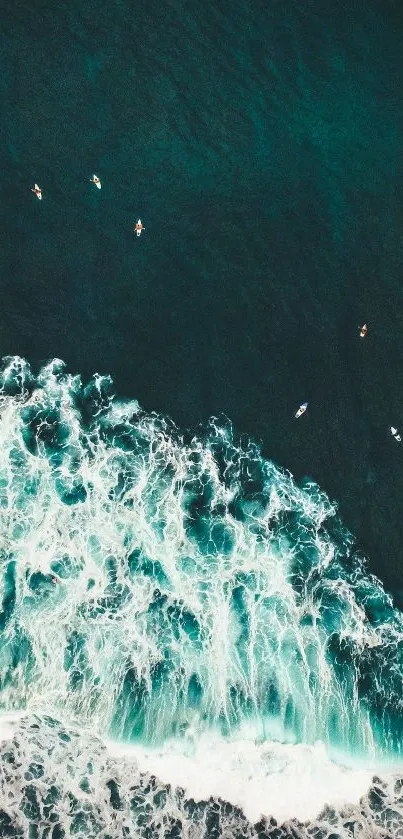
[
  {"left": 31, "top": 184, "right": 42, "bottom": 200},
  {"left": 134, "top": 219, "right": 144, "bottom": 237},
  {"left": 90, "top": 174, "right": 101, "bottom": 189},
  {"left": 295, "top": 402, "right": 308, "bottom": 418}
]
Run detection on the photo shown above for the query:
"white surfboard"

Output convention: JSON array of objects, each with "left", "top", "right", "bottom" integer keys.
[
  {"left": 90, "top": 175, "right": 101, "bottom": 189},
  {"left": 295, "top": 402, "right": 308, "bottom": 418},
  {"left": 135, "top": 219, "right": 144, "bottom": 237}
]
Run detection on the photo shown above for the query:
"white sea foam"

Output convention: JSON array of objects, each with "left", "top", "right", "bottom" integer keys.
[
  {"left": 0, "top": 711, "right": 25, "bottom": 743},
  {"left": 107, "top": 728, "right": 374, "bottom": 824},
  {"left": 1, "top": 358, "right": 403, "bottom": 838},
  {"left": 2, "top": 713, "right": 403, "bottom": 839},
  {"left": 0, "top": 357, "right": 401, "bottom": 760}
]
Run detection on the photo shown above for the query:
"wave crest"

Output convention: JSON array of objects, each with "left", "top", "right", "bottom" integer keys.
[{"left": 0, "top": 356, "right": 402, "bottom": 759}]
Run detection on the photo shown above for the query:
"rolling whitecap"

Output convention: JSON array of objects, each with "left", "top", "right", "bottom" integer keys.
[{"left": 1, "top": 355, "right": 403, "bottom": 837}]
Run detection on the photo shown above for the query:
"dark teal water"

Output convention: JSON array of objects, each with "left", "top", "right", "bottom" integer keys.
[{"left": 1, "top": 0, "right": 403, "bottom": 598}]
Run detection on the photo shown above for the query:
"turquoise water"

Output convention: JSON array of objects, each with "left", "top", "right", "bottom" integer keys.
[
  {"left": 1, "top": 0, "right": 403, "bottom": 835},
  {"left": 0, "top": 356, "right": 401, "bottom": 755},
  {"left": 0, "top": 358, "right": 403, "bottom": 836}
]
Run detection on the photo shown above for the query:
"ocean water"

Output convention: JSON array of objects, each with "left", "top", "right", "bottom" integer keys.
[
  {"left": 0, "top": 357, "right": 403, "bottom": 837},
  {"left": 1, "top": 0, "right": 403, "bottom": 836},
  {"left": 1, "top": 0, "right": 403, "bottom": 598}
]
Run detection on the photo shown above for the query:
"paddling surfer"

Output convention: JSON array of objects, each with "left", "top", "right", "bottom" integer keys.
[
  {"left": 31, "top": 184, "right": 42, "bottom": 200},
  {"left": 134, "top": 219, "right": 144, "bottom": 237}
]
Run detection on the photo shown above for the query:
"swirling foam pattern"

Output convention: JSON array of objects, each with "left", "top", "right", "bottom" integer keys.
[
  {"left": 1, "top": 356, "right": 403, "bottom": 837},
  {"left": 1, "top": 714, "right": 403, "bottom": 839}
]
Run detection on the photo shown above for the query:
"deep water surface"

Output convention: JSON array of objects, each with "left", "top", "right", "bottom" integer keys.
[{"left": 0, "top": 1, "right": 403, "bottom": 596}]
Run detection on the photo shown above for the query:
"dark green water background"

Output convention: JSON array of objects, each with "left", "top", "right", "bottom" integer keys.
[{"left": 1, "top": 0, "right": 403, "bottom": 598}]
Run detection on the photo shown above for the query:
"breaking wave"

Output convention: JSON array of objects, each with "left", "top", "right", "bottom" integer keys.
[
  {"left": 1, "top": 355, "right": 403, "bottom": 837},
  {"left": 2, "top": 713, "right": 403, "bottom": 839}
]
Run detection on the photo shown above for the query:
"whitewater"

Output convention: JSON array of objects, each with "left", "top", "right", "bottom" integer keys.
[{"left": 1, "top": 355, "right": 403, "bottom": 838}]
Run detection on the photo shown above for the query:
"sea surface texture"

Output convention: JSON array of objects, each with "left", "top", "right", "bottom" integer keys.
[
  {"left": 0, "top": 0, "right": 403, "bottom": 597},
  {"left": 0, "top": 358, "right": 402, "bottom": 837},
  {"left": 1, "top": 0, "right": 403, "bottom": 836}
]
